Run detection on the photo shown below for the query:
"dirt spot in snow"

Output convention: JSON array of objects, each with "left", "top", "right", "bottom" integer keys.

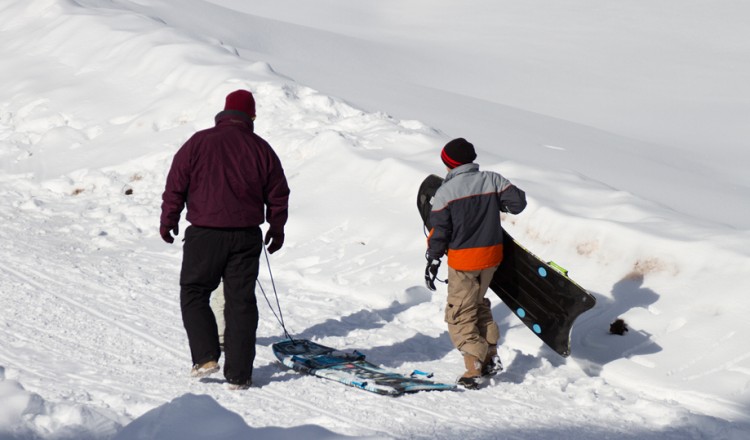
[
  {"left": 576, "top": 240, "right": 599, "bottom": 256},
  {"left": 625, "top": 257, "right": 679, "bottom": 279}
]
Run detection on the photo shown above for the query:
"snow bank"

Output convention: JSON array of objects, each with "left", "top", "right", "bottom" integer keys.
[
  {"left": 0, "top": 366, "right": 120, "bottom": 440},
  {"left": 113, "top": 393, "right": 367, "bottom": 440},
  {"left": 1, "top": 0, "right": 749, "bottom": 439}
]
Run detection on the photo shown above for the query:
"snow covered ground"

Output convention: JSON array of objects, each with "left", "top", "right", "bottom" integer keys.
[{"left": 1, "top": 0, "right": 749, "bottom": 438}]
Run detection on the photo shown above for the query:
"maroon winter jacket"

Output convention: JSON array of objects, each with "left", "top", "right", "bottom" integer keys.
[{"left": 160, "top": 111, "right": 289, "bottom": 231}]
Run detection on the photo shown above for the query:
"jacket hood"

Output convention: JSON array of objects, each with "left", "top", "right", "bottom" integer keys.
[
  {"left": 445, "top": 163, "right": 479, "bottom": 182},
  {"left": 214, "top": 110, "right": 254, "bottom": 131}
]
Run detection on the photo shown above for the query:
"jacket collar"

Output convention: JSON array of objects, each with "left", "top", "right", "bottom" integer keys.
[
  {"left": 214, "top": 110, "right": 254, "bottom": 131},
  {"left": 445, "top": 163, "right": 479, "bottom": 182}
]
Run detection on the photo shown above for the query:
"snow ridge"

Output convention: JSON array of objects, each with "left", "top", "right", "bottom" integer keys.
[{"left": 1, "top": 0, "right": 749, "bottom": 439}]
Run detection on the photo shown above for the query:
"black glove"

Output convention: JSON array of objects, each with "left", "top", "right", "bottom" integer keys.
[
  {"left": 424, "top": 257, "right": 442, "bottom": 291},
  {"left": 264, "top": 228, "right": 284, "bottom": 254},
  {"left": 160, "top": 224, "right": 179, "bottom": 244}
]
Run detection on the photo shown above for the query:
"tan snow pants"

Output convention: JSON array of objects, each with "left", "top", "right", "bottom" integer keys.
[{"left": 445, "top": 265, "right": 500, "bottom": 361}]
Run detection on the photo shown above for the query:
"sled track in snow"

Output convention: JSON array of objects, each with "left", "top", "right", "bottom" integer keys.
[
  {"left": 249, "top": 350, "right": 531, "bottom": 439},
  {"left": 0, "top": 257, "right": 185, "bottom": 359},
  {"left": 0, "top": 230, "right": 508, "bottom": 439}
]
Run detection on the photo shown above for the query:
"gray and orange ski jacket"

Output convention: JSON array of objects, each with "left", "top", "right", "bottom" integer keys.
[{"left": 427, "top": 163, "right": 527, "bottom": 271}]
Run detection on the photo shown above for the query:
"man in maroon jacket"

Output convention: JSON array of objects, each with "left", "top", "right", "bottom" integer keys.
[{"left": 160, "top": 89, "right": 289, "bottom": 390}]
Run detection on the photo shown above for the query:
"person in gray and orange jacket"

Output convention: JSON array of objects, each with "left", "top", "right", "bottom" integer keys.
[{"left": 426, "top": 138, "right": 526, "bottom": 389}]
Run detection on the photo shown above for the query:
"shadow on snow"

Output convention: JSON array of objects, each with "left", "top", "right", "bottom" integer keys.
[
  {"left": 257, "top": 285, "right": 455, "bottom": 370},
  {"left": 570, "top": 272, "right": 663, "bottom": 376}
]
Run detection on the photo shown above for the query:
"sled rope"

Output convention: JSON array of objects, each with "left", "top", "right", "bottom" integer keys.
[{"left": 258, "top": 243, "right": 294, "bottom": 342}]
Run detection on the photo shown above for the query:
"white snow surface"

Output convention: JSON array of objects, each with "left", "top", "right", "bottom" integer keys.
[{"left": 1, "top": 0, "right": 749, "bottom": 439}]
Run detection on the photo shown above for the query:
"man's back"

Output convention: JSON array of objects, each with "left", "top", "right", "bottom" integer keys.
[{"left": 161, "top": 112, "right": 289, "bottom": 229}]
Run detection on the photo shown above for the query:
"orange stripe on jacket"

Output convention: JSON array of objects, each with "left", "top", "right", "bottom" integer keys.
[{"left": 447, "top": 243, "right": 504, "bottom": 271}]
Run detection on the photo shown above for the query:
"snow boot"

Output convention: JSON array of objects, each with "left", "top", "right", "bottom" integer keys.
[
  {"left": 482, "top": 347, "right": 503, "bottom": 377},
  {"left": 190, "top": 360, "right": 220, "bottom": 378},
  {"left": 226, "top": 379, "right": 252, "bottom": 390},
  {"left": 457, "top": 354, "right": 482, "bottom": 390}
]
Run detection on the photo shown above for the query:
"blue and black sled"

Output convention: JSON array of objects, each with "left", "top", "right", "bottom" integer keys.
[
  {"left": 417, "top": 174, "right": 596, "bottom": 357},
  {"left": 272, "top": 339, "right": 456, "bottom": 396}
]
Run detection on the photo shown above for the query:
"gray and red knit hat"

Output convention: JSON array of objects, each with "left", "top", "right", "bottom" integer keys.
[
  {"left": 224, "top": 89, "right": 256, "bottom": 118},
  {"left": 441, "top": 138, "right": 477, "bottom": 169}
]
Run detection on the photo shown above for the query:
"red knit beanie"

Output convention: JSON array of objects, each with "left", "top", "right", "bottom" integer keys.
[
  {"left": 441, "top": 138, "right": 477, "bottom": 169},
  {"left": 224, "top": 89, "right": 256, "bottom": 118}
]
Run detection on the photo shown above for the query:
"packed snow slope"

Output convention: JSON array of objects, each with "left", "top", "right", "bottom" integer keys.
[{"left": 1, "top": 1, "right": 749, "bottom": 439}]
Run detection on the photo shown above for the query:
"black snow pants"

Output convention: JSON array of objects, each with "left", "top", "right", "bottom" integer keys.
[{"left": 179, "top": 225, "right": 262, "bottom": 384}]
